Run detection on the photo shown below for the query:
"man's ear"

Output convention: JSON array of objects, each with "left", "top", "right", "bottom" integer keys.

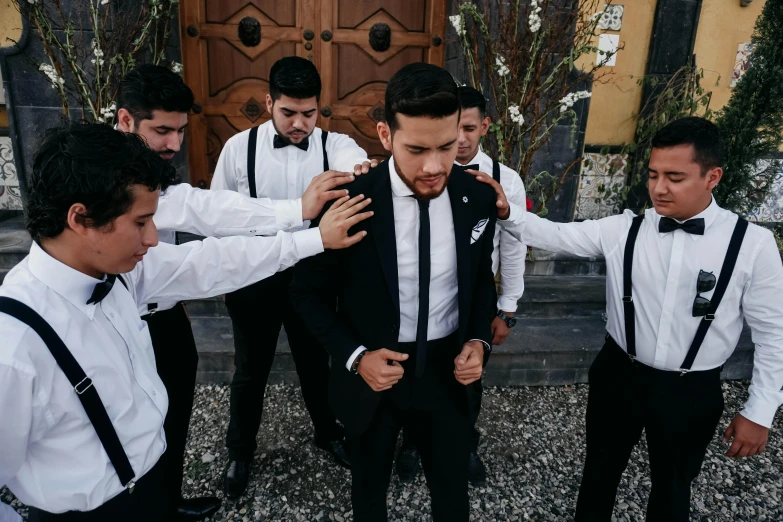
[
  {"left": 377, "top": 121, "right": 392, "bottom": 152},
  {"left": 480, "top": 116, "right": 491, "bottom": 137},
  {"left": 706, "top": 166, "right": 723, "bottom": 191},
  {"left": 266, "top": 94, "right": 274, "bottom": 115},
  {"left": 66, "top": 203, "right": 92, "bottom": 236},
  {"left": 116, "top": 108, "right": 134, "bottom": 133}
]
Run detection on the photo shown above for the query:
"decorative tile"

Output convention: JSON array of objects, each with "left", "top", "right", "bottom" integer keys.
[
  {"left": 0, "top": 137, "right": 18, "bottom": 186},
  {"left": 0, "top": 136, "right": 21, "bottom": 210},
  {"left": 0, "top": 185, "right": 22, "bottom": 210},
  {"left": 597, "top": 33, "right": 619, "bottom": 67},
  {"left": 596, "top": 5, "right": 624, "bottom": 31},
  {"left": 574, "top": 152, "right": 628, "bottom": 220},
  {"left": 731, "top": 43, "right": 754, "bottom": 88},
  {"left": 746, "top": 160, "right": 783, "bottom": 223}
]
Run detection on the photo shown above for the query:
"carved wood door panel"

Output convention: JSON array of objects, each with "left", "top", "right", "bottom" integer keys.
[{"left": 180, "top": 0, "right": 445, "bottom": 187}]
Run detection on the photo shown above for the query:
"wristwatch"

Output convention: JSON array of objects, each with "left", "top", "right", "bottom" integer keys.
[
  {"left": 350, "top": 350, "right": 367, "bottom": 374},
  {"left": 497, "top": 311, "right": 517, "bottom": 328}
]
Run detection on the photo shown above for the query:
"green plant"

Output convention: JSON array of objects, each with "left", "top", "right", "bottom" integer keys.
[
  {"left": 452, "top": 0, "right": 620, "bottom": 215},
  {"left": 712, "top": 0, "right": 783, "bottom": 216},
  {"left": 13, "top": 0, "right": 180, "bottom": 123}
]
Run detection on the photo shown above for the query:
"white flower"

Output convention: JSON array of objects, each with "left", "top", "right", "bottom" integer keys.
[
  {"left": 528, "top": 0, "right": 542, "bottom": 33},
  {"left": 39, "top": 63, "right": 64, "bottom": 89},
  {"left": 495, "top": 56, "right": 510, "bottom": 77},
  {"left": 462, "top": 196, "right": 468, "bottom": 203},
  {"left": 171, "top": 62, "right": 183, "bottom": 74},
  {"left": 101, "top": 0, "right": 110, "bottom": 4},
  {"left": 508, "top": 104, "right": 524, "bottom": 125},
  {"left": 449, "top": 15, "right": 465, "bottom": 37},
  {"left": 558, "top": 90, "right": 592, "bottom": 113}
]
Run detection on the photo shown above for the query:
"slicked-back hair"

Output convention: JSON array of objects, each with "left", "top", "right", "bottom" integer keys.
[
  {"left": 384, "top": 63, "right": 461, "bottom": 132},
  {"left": 269, "top": 56, "right": 322, "bottom": 102},
  {"left": 458, "top": 86, "right": 487, "bottom": 118},
  {"left": 117, "top": 64, "right": 195, "bottom": 123},
  {"left": 651, "top": 117, "right": 725, "bottom": 174},
  {"left": 26, "top": 122, "right": 179, "bottom": 241}
]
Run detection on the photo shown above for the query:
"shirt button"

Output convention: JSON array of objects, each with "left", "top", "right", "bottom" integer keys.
[
  {"left": 669, "top": 279, "right": 676, "bottom": 285},
  {"left": 153, "top": 391, "right": 157, "bottom": 396}
]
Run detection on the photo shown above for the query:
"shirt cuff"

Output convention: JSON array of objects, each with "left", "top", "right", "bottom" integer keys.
[
  {"left": 467, "top": 338, "right": 491, "bottom": 354},
  {"left": 346, "top": 346, "right": 367, "bottom": 371},
  {"left": 497, "top": 297, "right": 519, "bottom": 313},
  {"left": 292, "top": 228, "right": 324, "bottom": 259},
  {"left": 502, "top": 201, "right": 524, "bottom": 225},
  {"left": 276, "top": 199, "right": 304, "bottom": 231},
  {"left": 739, "top": 384, "right": 783, "bottom": 429}
]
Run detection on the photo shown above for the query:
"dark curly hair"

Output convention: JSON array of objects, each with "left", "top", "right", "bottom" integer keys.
[
  {"left": 26, "top": 122, "right": 179, "bottom": 241},
  {"left": 117, "top": 64, "right": 196, "bottom": 122},
  {"left": 651, "top": 117, "right": 725, "bottom": 175}
]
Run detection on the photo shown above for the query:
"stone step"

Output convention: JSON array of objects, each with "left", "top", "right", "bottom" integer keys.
[
  {"left": 191, "top": 315, "right": 755, "bottom": 386},
  {"left": 185, "top": 275, "right": 609, "bottom": 320},
  {"left": 0, "top": 215, "right": 30, "bottom": 271}
]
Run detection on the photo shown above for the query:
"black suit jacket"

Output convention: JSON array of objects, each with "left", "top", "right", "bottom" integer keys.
[{"left": 291, "top": 159, "right": 498, "bottom": 436}]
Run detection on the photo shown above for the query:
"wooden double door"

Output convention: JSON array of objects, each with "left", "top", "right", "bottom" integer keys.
[{"left": 180, "top": 0, "right": 447, "bottom": 188}]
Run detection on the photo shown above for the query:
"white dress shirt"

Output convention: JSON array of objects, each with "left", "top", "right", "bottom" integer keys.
[
  {"left": 518, "top": 198, "right": 783, "bottom": 428},
  {"left": 346, "top": 156, "right": 488, "bottom": 369},
  {"left": 210, "top": 120, "right": 369, "bottom": 231},
  {"left": 0, "top": 502, "right": 20, "bottom": 522},
  {"left": 147, "top": 182, "right": 316, "bottom": 314},
  {"left": 0, "top": 229, "right": 322, "bottom": 513},
  {"left": 457, "top": 148, "right": 527, "bottom": 312}
]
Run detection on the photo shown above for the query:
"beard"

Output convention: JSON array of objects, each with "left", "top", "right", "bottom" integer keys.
[
  {"left": 271, "top": 116, "right": 313, "bottom": 144},
  {"left": 393, "top": 159, "right": 449, "bottom": 200}
]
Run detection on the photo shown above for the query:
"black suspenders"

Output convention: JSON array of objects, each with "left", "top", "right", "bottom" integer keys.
[
  {"left": 622, "top": 215, "right": 749, "bottom": 374},
  {"left": 492, "top": 159, "right": 500, "bottom": 183},
  {"left": 0, "top": 297, "right": 137, "bottom": 492},
  {"left": 246, "top": 127, "right": 330, "bottom": 199}
]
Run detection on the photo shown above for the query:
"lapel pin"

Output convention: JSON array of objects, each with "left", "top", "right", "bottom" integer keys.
[{"left": 463, "top": 196, "right": 468, "bottom": 203}]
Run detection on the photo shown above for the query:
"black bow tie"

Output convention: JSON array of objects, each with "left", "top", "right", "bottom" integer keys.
[
  {"left": 273, "top": 134, "right": 309, "bottom": 152},
  {"left": 459, "top": 163, "right": 480, "bottom": 171},
  {"left": 658, "top": 217, "right": 705, "bottom": 235},
  {"left": 87, "top": 274, "right": 117, "bottom": 305}
]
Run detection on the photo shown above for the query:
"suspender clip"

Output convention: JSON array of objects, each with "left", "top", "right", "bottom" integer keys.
[
  {"left": 679, "top": 368, "right": 689, "bottom": 377},
  {"left": 74, "top": 377, "right": 93, "bottom": 395},
  {"left": 126, "top": 480, "right": 136, "bottom": 494},
  {"left": 622, "top": 296, "right": 633, "bottom": 303},
  {"left": 705, "top": 313, "right": 715, "bottom": 321}
]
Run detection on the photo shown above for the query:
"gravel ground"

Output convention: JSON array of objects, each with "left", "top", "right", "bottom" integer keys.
[{"left": 3, "top": 380, "right": 781, "bottom": 521}]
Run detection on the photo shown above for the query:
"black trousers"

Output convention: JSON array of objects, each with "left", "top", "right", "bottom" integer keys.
[
  {"left": 225, "top": 268, "right": 340, "bottom": 461},
  {"left": 28, "top": 455, "right": 167, "bottom": 522},
  {"left": 402, "top": 378, "right": 482, "bottom": 452},
  {"left": 143, "top": 303, "right": 199, "bottom": 511},
  {"left": 352, "top": 335, "right": 471, "bottom": 521},
  {"left": 575, "top": 338, "right": 725, "bottom": 522}
]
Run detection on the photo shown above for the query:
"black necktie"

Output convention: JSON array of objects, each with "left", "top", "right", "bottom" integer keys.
[
  {"left": 415, "top": 198, "right": 430, "bottom": 378},
  {"left": 86, "top": 274, "right": 117, "bottom": 305},
  {"left": 273, "top": 134, "right": 309, "bottom": 152},
  {"left": 658, "top": 217, "right": 705, "bottom": 235}
]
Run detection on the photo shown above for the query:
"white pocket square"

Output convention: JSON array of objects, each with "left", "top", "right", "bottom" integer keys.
[{"left": 471, "top": 218, "right": 489, "bottom": 244}]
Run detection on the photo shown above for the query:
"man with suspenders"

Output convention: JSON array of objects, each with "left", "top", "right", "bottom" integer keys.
[
  {"left": 0, "top": 123, "right": 372, "bottom": 520},
  {"left": 473, "top": 117, "right": 783, "bottom": 520},
  {"left": 395, "top": 86, "right": 528, "bottom": 485},
  {"left": 114, "top": 64, "right": 373, "bottom": 520},
  {"left": 210, "top": 56, "right": 373, "bottom": 498}
]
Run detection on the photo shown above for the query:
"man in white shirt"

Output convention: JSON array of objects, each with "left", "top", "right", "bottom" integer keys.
[
  {"left": 0, "top": 122, "right": 372, "bottom": 521},
  {"left": 473, "top": 117, "right": 783, "bottom": 521},
  {"left": 210, "top": 56, "right": 373, "bottom": 497},
  {"left": 114, "top": 64, "right": 374, "bottom": 519},
  {"left": 292, "top": 63, "right": 505, "bottom": 521},
  {"left": 395, "top": 86, "right": 527, "bottom": 485}
]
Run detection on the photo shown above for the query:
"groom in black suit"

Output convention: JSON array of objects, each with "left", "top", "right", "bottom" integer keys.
[{"left": 292, "top": 63, "right": 508, "bottom": 521}]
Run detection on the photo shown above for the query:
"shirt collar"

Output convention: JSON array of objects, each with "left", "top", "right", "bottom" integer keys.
[
  {"left": 388, "top": 156, "right": 414, "bottom": 198},
  {"left": 27, "top": 241, "right": 105, "bottom": 319},
  {"left": 454, "top": 147, "right": 487, "bottom": 168},
  {"left": 652, "top": 196, "right": 720, "bottom": 242}
]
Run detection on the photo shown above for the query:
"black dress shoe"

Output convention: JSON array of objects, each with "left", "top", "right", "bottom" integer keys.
[
  {"left": 176, "top": 496, "right": 222, "bottom": 521},
  {"left": 224, "top": 460, "right": 250, "bottom": 499},
  {"left": 395, "top": 444, "right": 419, "bottom": 483},
  {"left": 314, "top": 436, "right": 351, "bottom": 468},
  {"left": 468, "top": 451, "right": 487, "bottom": 486}
]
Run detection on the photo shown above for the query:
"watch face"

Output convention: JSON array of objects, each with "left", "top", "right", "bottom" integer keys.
[{"left": 507, "top": 317, "right": 517, "bottom": 328}]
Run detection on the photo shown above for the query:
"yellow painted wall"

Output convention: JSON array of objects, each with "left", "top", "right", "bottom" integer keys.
[
  {"left": 580, "top": 0, "right": 658, "bottom": 145},
  {"left": 0, "top": 1, "right": 22, "bottom": 48},
  {"left": 694, "top": 0, "right": 764, "bottom": 112}
]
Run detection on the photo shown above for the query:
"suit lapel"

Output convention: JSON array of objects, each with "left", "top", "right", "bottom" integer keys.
[
  {"left": 370, "top": 162, "right": 401, "bottom": 318},
  {"left": 448, "top": 168, "right": 472, "bottom": 337}
]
